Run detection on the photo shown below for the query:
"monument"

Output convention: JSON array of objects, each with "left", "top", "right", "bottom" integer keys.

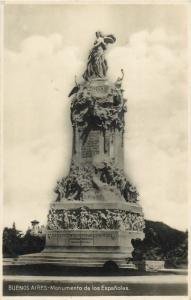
[{"left": 18, "top": 32, "right": 145, "bottom": 268}]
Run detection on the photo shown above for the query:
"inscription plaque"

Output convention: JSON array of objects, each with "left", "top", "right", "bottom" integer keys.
[
  {"left": 80, "top": 233, "right": 93, "bottom": 246},
  {"left": 82, "top": 131, "right": 100, "bottom": 158},
  {"left": 69, "top": 236, "right": 81, "bottom": 246},
  {"left": 94, "top": 231, "right": 118, "bottom": 246},
  {"left": 87, "top": 80, "right": 110, "bottom": 98},
  {"left": 46, "top": 230, "right": 120, "bottom": 247}
]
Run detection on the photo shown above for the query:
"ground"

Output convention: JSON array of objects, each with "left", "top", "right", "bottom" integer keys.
[{"left": 3, "top": 265, "right": 187, "bottom": 296}]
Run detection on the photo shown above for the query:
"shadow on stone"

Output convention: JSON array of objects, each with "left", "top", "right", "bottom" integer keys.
[
  {"left": 3, "top": 264, "right": 187, "bottom": 277},
  {"left": 103, "top": 260, "right": 119, "bottom": 272},
  {"left": 3, "top": 264, "right": 131, "bottom": 277}
]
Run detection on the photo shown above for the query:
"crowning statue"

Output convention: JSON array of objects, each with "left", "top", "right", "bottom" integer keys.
[
  {"left": 83, "top": 31, "right": 116, "bottom": 80},
  {"left": 18, "top": 32, "right": 145, "bottom": 269}
]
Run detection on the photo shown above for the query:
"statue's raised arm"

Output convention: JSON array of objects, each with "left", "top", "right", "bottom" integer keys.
[{"left": 83, "top": 31, "right": 116, "bottom": 81}]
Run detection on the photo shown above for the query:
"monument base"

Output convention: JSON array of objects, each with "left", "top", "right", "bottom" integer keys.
[
  {"left": 20, "top": 201, "right": 145, "bottom": 269},
  {"left": 15, "top": 229, "right": 144, "bottom": 269}
]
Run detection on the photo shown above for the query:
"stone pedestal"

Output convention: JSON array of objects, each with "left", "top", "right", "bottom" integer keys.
[
  {"left": 39, "top": 200, "right": 144, "bottom": 267},
  {"left": 17, "top": 202, "right": 144, "bottom": 268}
]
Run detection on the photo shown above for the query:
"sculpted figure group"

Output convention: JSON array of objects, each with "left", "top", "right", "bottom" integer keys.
[
  {"left": 70, "top": 82, "right": 127, "bottom": 138},
  {"left": 54, "top": 164, "right": 94, "bottom": 201},
  {"left": 95, "top": 161, "right": 139, "bottom": 203},
  {"left": 55, "top": 161, "right": 138, "bottom": 203},
  {"left": 47, "top": 207, "right": 145, "bottom": 232}
]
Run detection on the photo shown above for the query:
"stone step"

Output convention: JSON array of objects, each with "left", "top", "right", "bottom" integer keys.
[
  {"left": 7, "top": 254, "right": 136, "bottom": 268},
  {"left": 41, "top": 251, "right": 132, "bottom": 257},
  {"left": 13, "top": 259, "right": 136, "bottom": 268}
]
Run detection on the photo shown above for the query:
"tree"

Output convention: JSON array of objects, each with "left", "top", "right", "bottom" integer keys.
[
  {"left": 3, "top": 223, "right": 23, "bottom": 257},
  {"left": 20, "top": 229, "right": 45, "bottom": 255},
  {"left": 132, "top": 220, "right": 188, "bottom": 267}
]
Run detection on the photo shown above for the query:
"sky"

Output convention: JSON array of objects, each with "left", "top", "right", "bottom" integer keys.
[{"left": 3, "top": 4, "right": 188, "bottom": 231}]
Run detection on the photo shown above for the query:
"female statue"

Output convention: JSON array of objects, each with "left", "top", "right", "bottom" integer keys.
[{"left": 83, "top": 31, "right": 116, "bottom": 81}]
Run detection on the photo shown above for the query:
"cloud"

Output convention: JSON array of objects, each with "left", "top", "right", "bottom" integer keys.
[
  {"left": 4, "top": 34, "right": 83, "bottom": 144},
  {"left": 108, "top": 28, "right": 187, "bottom": 229},
  {"left": 4, "top": 29, "right": 188, "bottom": 231}
]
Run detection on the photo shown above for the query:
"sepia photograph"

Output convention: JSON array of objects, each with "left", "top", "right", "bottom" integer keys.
[{"left": 1, "top": 1, "right": 189, "bottom": 298}]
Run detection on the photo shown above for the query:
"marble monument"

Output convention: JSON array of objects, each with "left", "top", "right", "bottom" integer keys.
[{"left": 18, "top": 32, "right": 145, "bottom": 268}]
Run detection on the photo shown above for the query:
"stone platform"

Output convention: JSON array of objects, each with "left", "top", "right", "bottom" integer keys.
[{"left": 15, "top": 228, "right": 143, "bottom": 268}]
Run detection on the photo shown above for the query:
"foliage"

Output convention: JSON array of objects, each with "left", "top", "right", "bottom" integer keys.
[
  {"left": 165, "top": 231, "right": 188, "bottom": 267},
  {"left": 3, "top": 226, "right": 45, "bottom": 258},
  {"left": 19, "top": 230, "right": 45, "bottom": 255},
  {"left": 132, "top": 220, "right": 188, "bottom": 268},
  {"left": 3, "top": 226, "right": 23, "bottom": 257}
]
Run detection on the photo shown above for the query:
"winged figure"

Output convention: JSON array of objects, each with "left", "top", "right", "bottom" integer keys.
[{"left": 83, "top": 31, "right": 116, "bottom": 81}]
